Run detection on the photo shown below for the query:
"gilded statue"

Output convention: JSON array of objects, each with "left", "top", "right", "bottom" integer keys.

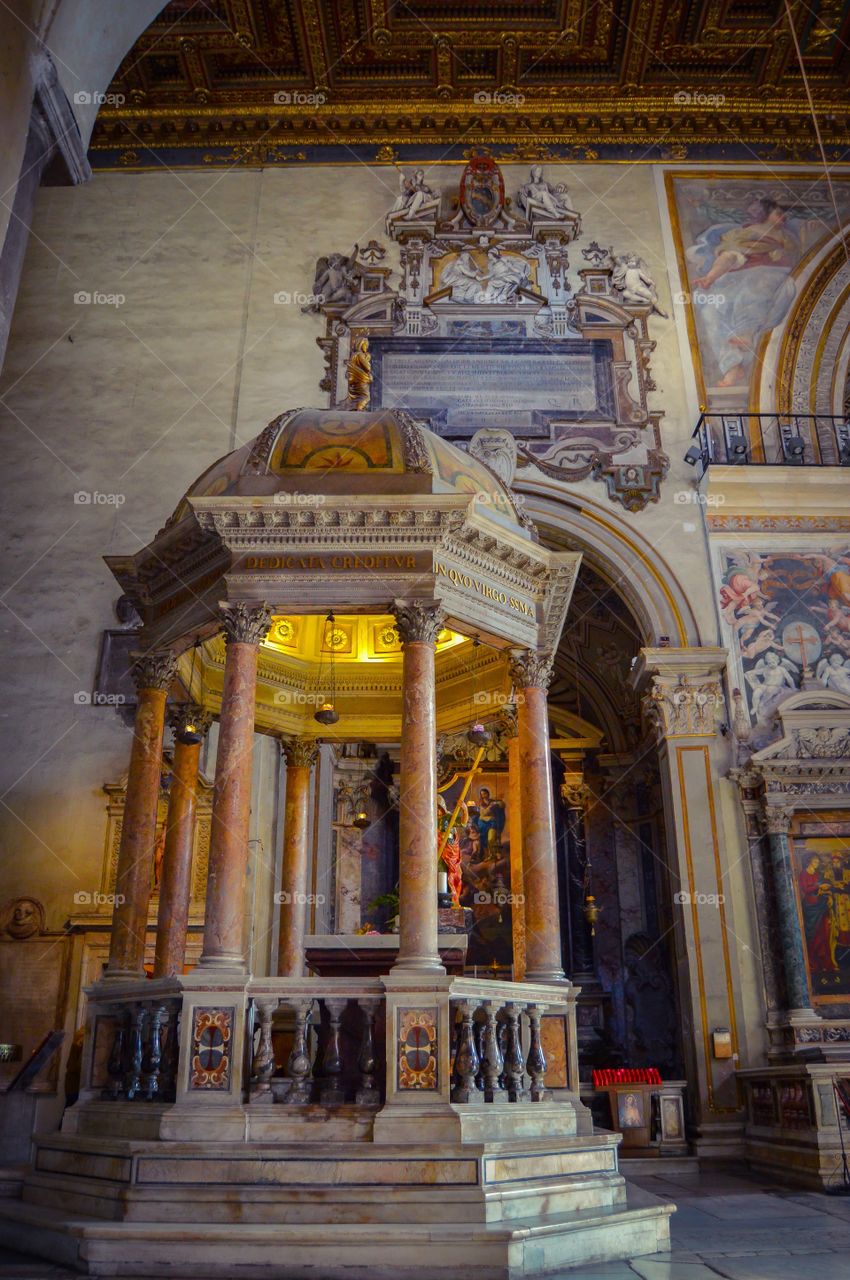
[{"left": 346, "top": 337, "right": 372, "bottom": 410}]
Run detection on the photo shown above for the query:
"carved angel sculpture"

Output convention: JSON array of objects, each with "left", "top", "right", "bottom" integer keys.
[
  {"left": 516, "top": 166, "right": 575, "bottom": 221},
  {"left": 301, "top": 245, "right": 361, "bottom": 312},
  {"left": 611, "top": 252, "right": 668, "bottom": 317}
]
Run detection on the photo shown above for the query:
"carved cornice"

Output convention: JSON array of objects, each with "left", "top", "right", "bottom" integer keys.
[
  {"left": 281, "top": 737, "right": 319, "bottom": 769},
  {"left": 392, "top": 599, "right": 446, "bottom": 645},
  {"left": 131, "top": 649, "right": 178, "bottom": 692},
  {"left": 508, "top": 649, "right": 554, "bottom": 690},
  {"left": 221, "top": 602, "right": 273, "bottom": 646},
  {"left": 167, "top": 703, "right": 212, "bottom": 740}
]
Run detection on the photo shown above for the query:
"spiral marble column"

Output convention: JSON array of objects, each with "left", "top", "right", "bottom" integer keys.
[
  {"left": 153, "top": 704, "right": 211, "bottom": 979},
  {"left": 277, "top": 736, "right": 319, "bottom": 977},
  {"left": 199, "top": 602, "right": 272, "bottom": 972},
  {"left": 509, "top": 649, "right": 565, "bottom": 984},
  {"left": 106, "top": 650, "right": 177, "bottom": 980},
  {"left": 392, "top": 599, "right": 445, "bottom": 973}
]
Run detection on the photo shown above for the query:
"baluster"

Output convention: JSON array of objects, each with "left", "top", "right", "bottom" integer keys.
[
  {"left": 159, "top": 1001, "right": 181, "bottom": 1102},
  {"left": 482, "top": 1001, "right": 506, "bottom": 1104},
  {"left": 124, "top": 1003, "right": 146, "bottom": 1100},
  {"left": 319, "top": 998, "right": 347, "bottom": 1106},
  {"left": 103, "top": 1007, "right": 129, "bottom": 1100},
  {"left": 526, "top": 1003, "right": 548, "bottom": 1102},
  {"left": 473, "top": 1014, "right": 485, "bottom": 1092},
  {"left": 451, "top": 999, "right": 482, "bottom": 1103},
  {"left": 355, "top": 998, "right": 380, "bottom": 1105},
  {"left": 497, "top": 1018, "right": 509, "bottom": 1091},
  {"left": 503, "top": 1002, "right": 527, "bottom": 1102},
  {"left": 283, "top": 999, "right": 315, "bottom": 1105},
  {"left": 250, "top": 997, "right": 278, "bottom": 1103},
  {"left": 142, "top": 1004, "right": 166, "bottom": 1100}
]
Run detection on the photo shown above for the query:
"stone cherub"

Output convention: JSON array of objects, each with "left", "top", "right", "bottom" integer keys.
[
  {"left": 516, "top": 165, "right": 576, "bottom": 221},
  {"left": 611, "top": 252, "right": 668, "bottom": 317},
  {"left": 302, "top": 245, "right": 362, "bottom": 313}
]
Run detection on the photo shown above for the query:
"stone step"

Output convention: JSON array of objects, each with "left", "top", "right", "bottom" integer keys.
[{"left": 0, "top": 1197, "right": 673, "bottom": 1279}]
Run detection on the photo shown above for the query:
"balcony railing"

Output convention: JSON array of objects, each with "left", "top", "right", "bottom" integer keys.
[{"left": 685, "top": 413, "right": 850, "bottom": 470}]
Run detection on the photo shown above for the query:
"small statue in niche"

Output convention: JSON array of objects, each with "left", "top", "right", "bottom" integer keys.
[
  {"left": 387, "top": 168, "right": 439, "bottom": 224},
  {"left": 611, "top": 252, "right": 668, "bottom": 317},
  {"left": 346, "top": 337, "right": 373, "bottom": 410},
  {"left": 517, "top": 165, "right": 576, "bottom": 221},
  {"left": 302, "top": 246, "right": 362, "bottom": 312}
]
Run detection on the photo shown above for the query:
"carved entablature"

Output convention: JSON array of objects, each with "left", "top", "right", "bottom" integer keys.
[
  {"left": 736, "top": 691, "right": 850, "bottom": 819},
  {"left": 302, "top": 154, "right": 668, "bottom": 512}
]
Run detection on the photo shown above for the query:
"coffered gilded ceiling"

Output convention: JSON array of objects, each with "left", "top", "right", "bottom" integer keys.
[{"left": 90, "top": 0, "right": 850, "bottom": 168}]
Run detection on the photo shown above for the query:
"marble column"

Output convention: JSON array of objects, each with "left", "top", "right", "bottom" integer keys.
[
  {"left": 561, "top": 777, "right": 595, "bottom": 981},
  {"left": 153, "top": 704, "right": 211, "bottom": 979},
  {"left": 277, "top": 737, "right": 319, "bottom": 977},
  {"left": 506, "top": 722, "right": 526, "bottom": 980},
  {"left": 509, "top": 650, "right": 566, "bottom": 983},
  {"left": 200, "top": 602, "right": 272, "bottom": 971},
  {"left": 106, "top": 651, "right": 177, "bottom": 979},
  {"left": 764, "top": 804, "right": 813, "bottom": 1014},
  {"left": 392, "top": 599, "right": 445, "bottom": 973}
]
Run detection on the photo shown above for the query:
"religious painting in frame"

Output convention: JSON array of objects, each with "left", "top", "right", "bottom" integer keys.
[
  {"left": 659, "top": 1093, "right": 685, "bottom": 1142},
  {"left": 440, "top": 768, "right": 513, "bottom": 971},
  {"left": 616, "top": 1089, "right": 646, "bottom": 1129},
  {"left": 791, "top": 814, "right": 850, "bottom": 1006},
  {"left": 714, "top": 541, "right": 850, "bottom": 749},
  {"left": 665, "top": 172, "right": 850, "bottom": 411}
]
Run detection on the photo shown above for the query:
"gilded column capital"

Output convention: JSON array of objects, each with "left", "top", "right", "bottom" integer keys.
[
  {"left": 221, "top": 601, "right": 273, "bottom": 646},
  {"left": 764, "top": 803, "right": 795, "bottom": 835},
  {"left": 167, "top": 702, "right": 212, "bottom": 741},
  {"left": 131, "top": 649, "right": 178, "bottom": 693},
  {"left": 281, "top": 736, "right": 319, "bottom": 769},
  {"left": 641, "top": 671, "right": 724, "bottom": 739},
  {"left": 391, "top": 598, "right": 445, "bottom": 645},
  {"left": 508, "top": 648, "right": 554, "bottom": 690},
  {"left": 560, "top": 779, "right": 593, "bottom": 810}
]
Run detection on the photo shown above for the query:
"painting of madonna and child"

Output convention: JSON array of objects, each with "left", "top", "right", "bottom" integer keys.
[
  {"left": 793, "top": 819, "right": 850, "bottom": 1004},
  {"left": 718, "top": 545, "right": 850, "bottom": 748},
  {"left": 668, "top": 174, "right": 850, "bottom": 407},
  {"left": 438, "top": 769, "right": 515, "bottom": 973}
]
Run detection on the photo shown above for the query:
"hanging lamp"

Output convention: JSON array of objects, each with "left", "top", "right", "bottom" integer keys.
[
  {"left": 314, "top": 611, "right": 340, "bottom": 726},
  {"left": 176, "top": 639, "right": 203, "bottom": 744}
]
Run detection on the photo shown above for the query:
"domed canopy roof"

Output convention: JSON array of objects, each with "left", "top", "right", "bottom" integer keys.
[{"left": 173, "top": 407, "right": 529, "bottom": 538}]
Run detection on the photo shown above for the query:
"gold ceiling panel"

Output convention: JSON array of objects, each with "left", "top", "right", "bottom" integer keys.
[
  {"left": 90, "top": 0, "right": 850, "bottom": 160},
  {"left": 263, "top": 613, "right": 465, "bottom": 663}
]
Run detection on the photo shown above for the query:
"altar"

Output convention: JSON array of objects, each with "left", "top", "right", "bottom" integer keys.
[{"left": 305, "top": 933, "right": 468, "bottom": 977}]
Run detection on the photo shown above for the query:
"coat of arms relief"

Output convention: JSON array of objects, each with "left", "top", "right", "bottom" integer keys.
[{"left": 303, "top": 152, "right": 668, "bottom": 513}]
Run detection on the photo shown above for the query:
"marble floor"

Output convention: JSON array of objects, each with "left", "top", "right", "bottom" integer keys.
[{"left": 1, "top": 1168, "right": 850, "bottom": 1279}]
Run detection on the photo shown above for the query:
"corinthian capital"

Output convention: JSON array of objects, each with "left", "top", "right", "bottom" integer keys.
[
  {"left": 508, "top": 648, "right": 554, "bottom": 690},
  {"left": 281, "top": 736, "right": 319, "bottom": 769},
  {"left": 168, "top": 702, "right": 212, "bottom": 740},
  {"left": 764, "top": 804, "right": 795, "bottom": 835},
  {"left": 131, "top": 649, "right": 178, "bottom": 692},
  {"left": 391, "top": 599, "right": 446, "bottom": 645},
  {"left": 221, "top": 601, "right": 273, "bottom": 646}
]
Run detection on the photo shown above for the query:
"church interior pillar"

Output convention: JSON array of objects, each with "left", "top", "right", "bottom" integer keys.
[
  {"left": 105, "top": 651, "right": 176, "bottom": 979},
  {"left": 153, "top": 704, "right": 210, "bottom": 979},
  {"left": 506, "top": 727, "right": 526, "bottom": 980},
  {"left": 199, "top": 602, "right": 272, "bottom": 972},
  {"left": 509, "top": 649, "right": 566, "bottom": 984},
  {"left": 763, "top": 804, "right": 814, "bottom": 1015},
  {"left": 277, "top": 737, "right": 319, "bottom": 977},
  {"left": 391, "top": 599, "right": 444, "bottom": 973}
]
